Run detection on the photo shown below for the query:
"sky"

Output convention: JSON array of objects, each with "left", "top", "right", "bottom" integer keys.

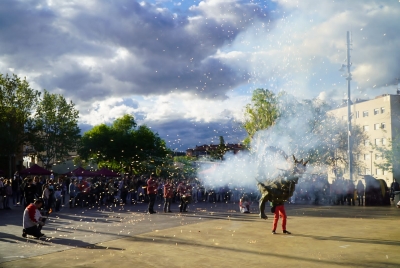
[{"left": 1, "top": 0, "right": 400, "bottom": 151}]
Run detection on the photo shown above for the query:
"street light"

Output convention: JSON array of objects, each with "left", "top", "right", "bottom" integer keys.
[{"left": 339, "top": 31, "right": 353, "bottom": 181}]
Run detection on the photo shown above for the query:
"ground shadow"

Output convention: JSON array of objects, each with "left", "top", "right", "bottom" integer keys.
[
  {"left": 294, "top": 233, "right": 400, "bottom": 247},
  {"left": 0, "top": 231, "right": 123, "bottom": 251},
  {"left": 122, "top": 235, "right": 396, "bottom": 268}
]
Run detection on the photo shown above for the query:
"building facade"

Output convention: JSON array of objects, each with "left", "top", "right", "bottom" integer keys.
[{"left": 328, "top": 94, "right": 400, "bottom": 184}]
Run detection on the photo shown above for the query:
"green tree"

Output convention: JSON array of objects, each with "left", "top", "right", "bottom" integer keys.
[
  {"left": 242, "top": 90, "right": 368, "bottom": 174},
  {"left": 210, "top": 136, "right": 228, "bottom": 160},
  {"left": 243, "top": 88, "right": 280, "bottom": 145},
  {"left": 0, "top": 74, "right": 40, "bottom": 176},
  {"left": 373, "top": 133, "right": 400, "bottom": 179},
  {"left": 78, "top": 114, "right": 171, "bottom": 174},
  {"left": 27, "top": 90, "right": 81, "bottom": 169},
  {"left": 173, "top": 155, "right": 197, "bottom": 177}
]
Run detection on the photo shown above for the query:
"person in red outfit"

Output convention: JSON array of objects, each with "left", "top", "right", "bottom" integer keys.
[
  {"left": 147, "top": 175, "right": 158, "bottom": 214},
  {"left": 163, "top": 178, "right": 174, "bottom": 213},
  {"left": 177, "top": 180, "right": 191, "bottom": 212},
  {"left": 271, "top": 201, "right": 291, "bottom": 235}
]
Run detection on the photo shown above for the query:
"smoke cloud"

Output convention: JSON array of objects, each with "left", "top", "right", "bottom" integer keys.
[{"left": 198, "top": 94, "right": 337, "bottom": 191}]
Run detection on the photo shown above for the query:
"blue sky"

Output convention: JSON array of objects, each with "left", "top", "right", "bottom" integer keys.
[{"left": 1, "top": 0, "right": 399, "bottom": 151}]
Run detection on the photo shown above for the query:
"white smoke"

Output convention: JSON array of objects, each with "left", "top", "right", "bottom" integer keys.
[{"left": 198, "top": 93, "right": 335, "bottom": 190}]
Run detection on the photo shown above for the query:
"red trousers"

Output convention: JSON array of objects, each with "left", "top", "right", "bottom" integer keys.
[{"left": 272, "top": 205, "right": 287, "bottom": 231}]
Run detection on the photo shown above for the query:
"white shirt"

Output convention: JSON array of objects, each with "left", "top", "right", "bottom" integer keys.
[{"left": 23, "top": 204, "right": 42, "bottom": 228}]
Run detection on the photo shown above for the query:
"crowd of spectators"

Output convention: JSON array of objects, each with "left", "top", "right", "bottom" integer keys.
[{"left": 0, "top": 172, "right": 395, "bottom": 212}]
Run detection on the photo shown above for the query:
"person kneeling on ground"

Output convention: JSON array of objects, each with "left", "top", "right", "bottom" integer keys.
[
  {"left": 239, "top": 194, "right": 251, "bottom": 213},
  {"left": 22, "top": 198, "right": 46, "bottom": 238}
]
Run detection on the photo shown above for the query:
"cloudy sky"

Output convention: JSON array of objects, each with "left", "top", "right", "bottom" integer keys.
[{"left": 1, "top": 0, "right": 399, "bottom": 151}]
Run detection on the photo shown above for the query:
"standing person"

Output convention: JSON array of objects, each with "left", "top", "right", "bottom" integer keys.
[
  {"left": 57, "top": 178, "right": 67, "bottom": 205},
  {"left": 78, "top": 178, "right": 90, "bottom": 207},
  {"left": 163, "top": 178, "right": 174, "bottom": 213},
  {"left": 33, "top": 177, "right": 43, "bottom": 201},
  {"left": 54, "top": 186, "right": 62, "bottom": 212},
  {"left": 24, "top": 178, "right": 37, "bottom": 209},
  {"left": 22, "top": 198, "right": 46, "bottom": 238},
  {"left": 69, "top": 180, "right": 78, "bottom": 208},
  {"left": 42, "top": 184, "right": 50, "bottom": 209},
  {"left": 191, "top": 181, "right": 198, "bottom": 203},
  {"left": 147, "top": 175, "right": 158, "bottom": 214},
  {"left": 106, "top": 179, "right": 116, "bottom": 206},
  {"left": 129, "top": 177, "right": 137, "bottom": 203},
  {"left": 271, "top": 200, "right": 291, "bottom": 235},
  {"left": 346, "top": 180, "right": 355, "bottom": 206},
  {"left": 12, "top": 174, "right": 22, "bottom": 206},
  {"left": 177, "top": 180, "right": 190, "bottom": 213},
  {"left": 357, "top": 180, "right": 365, "bottom": 206},
  {"left": 390, "top": 179, "right": 400, "bottom": 201},
  {"left": 3, "top": 179, "right": 13, "bottom": 209},
  {"left": 120, "top": 178, "right": 129, "bottom": 205}
]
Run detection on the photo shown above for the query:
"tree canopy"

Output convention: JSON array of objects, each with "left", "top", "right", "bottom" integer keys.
[
  {"left": 243, "top": 88, "right": 280, "bottom": 144},
  {"left": 242, "top": 89, "right": 368, "bottom": 173},
  {"left": 78, "top": 114, "right": 171, "bottom": 174},
  {"left": 26, "top": 90, "right": 81, "bottom": 169},
  {"left": 0, "top": 74, "right": 40, "bottom": 176}
]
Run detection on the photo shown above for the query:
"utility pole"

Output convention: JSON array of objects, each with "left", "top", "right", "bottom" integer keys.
[{"left": 346, "top": 31, "right": 353, "bottom": 181}]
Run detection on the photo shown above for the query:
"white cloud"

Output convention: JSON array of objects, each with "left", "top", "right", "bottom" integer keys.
[
  {"left": 80, "top": 91, "right": 249, "bottom": 127},
  {"left": 1, "top": 0, "right": 399, "bottom": 148}
]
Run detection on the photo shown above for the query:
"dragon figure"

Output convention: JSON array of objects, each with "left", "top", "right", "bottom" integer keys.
[{"left": 257, "top": 147, "right": 308, "bottom": 219}]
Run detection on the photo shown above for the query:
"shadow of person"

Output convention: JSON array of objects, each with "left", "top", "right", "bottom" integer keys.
[{"left": 0, "top": 231, "right": 124, "bottom": 251}]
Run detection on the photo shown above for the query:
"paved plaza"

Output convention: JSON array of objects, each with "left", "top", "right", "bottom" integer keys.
[{"left": 0, "top": 201, "right": 399, "bottom": 268}]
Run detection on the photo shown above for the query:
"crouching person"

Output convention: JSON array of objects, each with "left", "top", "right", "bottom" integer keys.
[
  {"left": 22, "top": 198, "right": 46, "bottom": 238},
  {"left": 239, "top": 194, "right": 251, "bottom": 213}
]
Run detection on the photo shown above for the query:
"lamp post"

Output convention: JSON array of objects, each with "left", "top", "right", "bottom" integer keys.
[{"left": 339, "top": 31, "right": 353, "bottom": 181}]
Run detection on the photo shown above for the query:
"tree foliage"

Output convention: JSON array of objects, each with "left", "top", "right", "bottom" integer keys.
[
  {"left": 78, "top": 114, "right": 171, "bottom": 174},
  {"left": 210, "top": 136, "right": 228, "bottom": 160},
  {"left": 242, "top": 89, "right": 368, "bottom": 174},
  {"left": 173, "top": 156, "right": 197, "bottom": 176},
  {"left": 373, "top": 132, "right": 400, "bottom": 179},
  {"left": 243, "top": 88, "right": 280, "bottom": 144},
  {"left": 27, "top": 90, "right": 81, "bottom": 169},
  {"left": 0, "top": 74, "right": 40, "bottom": 161}
]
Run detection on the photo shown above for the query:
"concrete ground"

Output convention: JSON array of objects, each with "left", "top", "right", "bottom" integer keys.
[{"left": 0, "top": 201, "right": 399, "bottom": 268}]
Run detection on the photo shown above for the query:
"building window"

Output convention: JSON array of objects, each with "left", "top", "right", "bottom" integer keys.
[
  {"left": 381, "top": 107, "right": 385, "bottom": 113},
  {"left": 364, "top": 154, "right": 370, "bottom": 160},
  {"left": 355, "top": 111, "right": 360, "bottom": 118},
  {"left": 374, "top": 123, "right": 380, "bottom": 130},
  {"left": 383, "top": 169, "right": 388, "bottom": 175},
  {"left": 363, "top": 111, "right": 369, "bottom": 117},
  {"left": 365, "top": 168, "right": 371, "bottom": 175},
  {"left": 375, "top": 138, "right": 382, "bottom": 146},
  {"left": 374, "top": 108, "right": 379, "bottom": 115},
  {"left": 364, "top": 140, "right": 370, "bottom": 146},
  {"left": 363, "top": 125, "right": 369, "bottom": 131},
  {"left": 381, "top": 123, "right": 386, "bottom": 129},
  {"left": 382, "top": 138, "right": 387, "bottom": 145},
  {"left": 375, "top": 153, "right": 382, "bottom": 160},
  {"left": 376, "top": 169, "right": 383, "bottom": 175}
]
